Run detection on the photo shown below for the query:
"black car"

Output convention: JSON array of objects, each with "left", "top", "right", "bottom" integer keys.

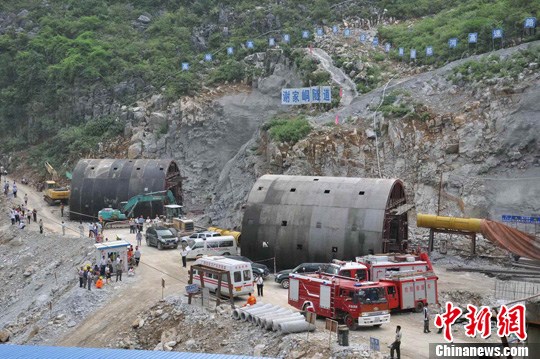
[
  {"left": 146, "top": 226, "right": 179, "bottom": 249},
  {"left": 274, "top": 263, "right": 325, "bottom": 289},
  {"left": 223, "top": 255, "right": 270, "bottom": 279}
]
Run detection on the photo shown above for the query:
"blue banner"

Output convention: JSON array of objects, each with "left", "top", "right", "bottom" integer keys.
[
  {"left": 269, "top": 38, "right": 275, "bottom": 47},
  {"left": 502, "top": 215, "right": 540, "bottom": 223},
  {"left": 492, "top": 28, "right": 503, "bottom": 39},
  {"left": 468, "top": 32, "right": 478, "bottom": 44},
  {"left": 426, "top": 46, "right": 433, "bottom": 56},
  {"left": 181, "top": 62, "right": 189, "bottom": 71},
  {"left": 204, "top": 54, "right": 212, "bottom": 61},
  {"left": 282, "top": 86, "right": 331, "bottom": 105},
  {"left": 372, "top": 37, "right": 379, "bottom": 47},
  {"left": 317, "top": 28, "right": 323, "bottom": 36},
  {"left": 246, "top": 40, "right": 254, "bottom": 49},
  {"left": 448, "top": 38, "right": 458, "bottom": 48},
  {"left": 385, "top": 43, "right": 391, "bottom": 53},
  {"left": 283, "top": 34, "right": 290, "bottom": 43},
  {"left": 302, "top": 30, "right": 310, "bottom": 39},
  {"left": 524, "top": 17, "right": 537, "bottom": 29},
  {"left": 359, "top": 33, "right": 366, "bottom": 42},
  {"left": 398, "top": 47, "right": 404, "bottom": 57},
  {"left": 332, "top": 25, "right": 338, "bottom": 34},
  {"left": 344, "top": 28, "right": 351, "bottom": 37},
  {"left": 227, "top": 47, "right": 234, "bottom": 55},
  {"left": 410, "top": 49, "right": 416, "bottom": 59}
]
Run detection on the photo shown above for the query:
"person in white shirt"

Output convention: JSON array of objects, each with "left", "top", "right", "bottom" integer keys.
[
  {"left": 390, "top": 325, "right": 401, "bottom": 359},
  {"left": 256, "top": 275, "right": 264, "bottom": 297}
]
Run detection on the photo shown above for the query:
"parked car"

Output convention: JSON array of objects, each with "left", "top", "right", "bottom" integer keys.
[
  {"left": 274, "top": 263, "right": 325, "bottom": 289},
  {"left": 223, "top": 255, "right": 270, "bottom": 279},
  {"left": 146, "top": 226, "right": 179, "bottom": 250},
  {"left": 181, "top": 231, "right": 220, "bottom": 242}
]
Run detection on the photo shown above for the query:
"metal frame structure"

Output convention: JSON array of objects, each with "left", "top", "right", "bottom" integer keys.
[
  {"left": 188, "top": 264, "right": 234, "bottom": 308},
  {"left": 69, "top": 159, "right": 182, "bottom": 221},
  {"left": 241, "top": 175, "right": 409, "bottom": 270}
]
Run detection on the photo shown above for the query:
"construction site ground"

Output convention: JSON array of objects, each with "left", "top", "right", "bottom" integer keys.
[{"left": 0, "top": 178, "right": 511, "bottom": 358}]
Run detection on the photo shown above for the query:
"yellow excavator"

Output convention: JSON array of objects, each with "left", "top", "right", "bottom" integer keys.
[{"left": 43, "top": 162, "right": 70, "bottom": 205}]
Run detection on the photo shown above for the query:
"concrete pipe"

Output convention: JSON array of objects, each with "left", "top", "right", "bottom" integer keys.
[
  {"left": 263, "top": 312, "right": 300, "bottom": 330},
  {"left": 248, "top": 306, "right": 280, "bottom": 323},
  {"left": 231, "top": 303, "right": 266, "bottom": 320},
  {"left": 271, "top": 314, "right": 305, "bottom": 331},
  {"left": 278, "top": 320, "right": 316, "bottom": 334},
  {"left": 238, "top": 304, "right": 273, "bottom": 321},
  {"left": 252, "top": 307, "right": 287, "bottom": 326},
  {"left": 241, "top": 304, "right": 275, "bottom": 321},
  {"left": 256, "top": 309, "right": 292, "bottom": 327}
]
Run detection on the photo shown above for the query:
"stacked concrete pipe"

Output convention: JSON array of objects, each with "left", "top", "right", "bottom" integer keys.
[
  {"left": 231, "top": 303, "right": 271, "bottom": 321},
  {"left": 271, "top": 314, "right": 306, "bottom": 331},
  {"left": 247, "top": 305, "right": 281, "bottom": 323},
  {"left": 278, "top": 320, "right": 316, "bottom": 334},
  {"left": 240, "top": 304, "right": 275, "bottom": 321},
  {"left": 256, "top": 308, "right": 292, "bottom": 327}
]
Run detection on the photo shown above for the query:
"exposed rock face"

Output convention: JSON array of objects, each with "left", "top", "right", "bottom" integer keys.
[
  {"left": 206, "top": 42, "right": 540, "bottom": 256},
  {"left": 126, "top": 50, "right": 302, "bottom": 217}
]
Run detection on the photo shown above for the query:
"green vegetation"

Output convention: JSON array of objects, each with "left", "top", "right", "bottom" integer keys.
[
  {"left": 379, "top": 0, "right": 540, "bottom": 65},
  {"left": 263, "top": 116, "right": 312, "bottom": 144},
  {"left": 0, "top": 0, "right": 537, "bottom": 168},
  {"left": 28, "top": 116, "right": 125, "bottom": 170},
  {"left": 449, "top": 45, "right": 540, "bottom": 83}
]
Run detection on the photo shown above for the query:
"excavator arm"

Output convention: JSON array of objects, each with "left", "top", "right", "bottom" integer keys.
[
  {"left": 45, "top": 161, "right": 59, "bottom": 181},
  {"left": 121, "top": 190, "right": 177, "bottom": 218}
]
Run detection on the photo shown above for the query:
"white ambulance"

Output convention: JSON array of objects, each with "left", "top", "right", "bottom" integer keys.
[{"left": 192, "top": 256, "right": 254, "bottom": 297}]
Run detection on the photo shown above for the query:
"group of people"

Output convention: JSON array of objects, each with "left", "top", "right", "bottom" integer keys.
[
  {"left": 127, "top": 245, "right": 142, "bottom": 267},
  {"left": 78, "top": 254, "right": 129, "bottom": 290},
  {"left": 129, "top": 215, "right": 162, "bottom": 234},
  {"left": 7, "top": 193, "right": 43, "bottom": 232},
  {"left": 3, "top": 179, "right": 17, "bottom": 197}
]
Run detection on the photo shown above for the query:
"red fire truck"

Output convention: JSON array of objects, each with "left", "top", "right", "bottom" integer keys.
[
  {"left": 288, "top": 273, "right": 391, "bottom": 330},
  {"left": 356, "top": 252, "right": 433, "bottom": 282},
  {"left": 320, "top": 253, "right": 438, "bottom": 314}
]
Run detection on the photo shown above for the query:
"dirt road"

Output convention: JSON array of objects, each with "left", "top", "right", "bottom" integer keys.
[
  {"left": 56, "top": 227, "right": 499, "bottom": 358},
  {"left": 5, "top": 177, "right": 500, "bottom": 357}
]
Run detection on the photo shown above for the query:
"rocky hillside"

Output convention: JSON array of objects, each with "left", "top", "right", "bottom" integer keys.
[{"left": 205, "top": 41, "right": 540, "bottom": 255}]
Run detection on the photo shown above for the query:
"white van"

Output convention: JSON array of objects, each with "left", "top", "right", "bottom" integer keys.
[
  {"left": 185, "top": 235, "right": 237, "bottom": 260},
  {"left": 192, "top": 256, "right": 254, "bottom": 296}
]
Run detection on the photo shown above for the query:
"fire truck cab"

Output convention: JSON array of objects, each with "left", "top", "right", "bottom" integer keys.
[
  {"left": 288, "top": 273, "right": 390, "bottom": 330},
  {"left": 321, "top": 260, "right": 369, "bottom": 281}
]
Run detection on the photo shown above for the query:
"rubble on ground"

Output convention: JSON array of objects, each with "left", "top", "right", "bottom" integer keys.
[
  {"left": 113, "top": 296, "right": 378, "bottom": 358},
  {"left": 0, "top": 195, "right": 135, "bottom": 345}
]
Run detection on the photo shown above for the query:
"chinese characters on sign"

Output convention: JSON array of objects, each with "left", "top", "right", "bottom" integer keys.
[
  {"left": 435, "top": 302, "right": 527, "bottom": 342},
  {"left": 501, "top": 215, "right": 540, "bottom": 223},
  {"left": 468, "top": 32, "right": 478, "bottom": 44},
  {"left": 426, "top": 46, "right": 433, "bottom": 57},
  {"left": 448, "top": 38, "right": 458, "bottom": 49},
  {"left": 282, "top": 87, "right": 331, "bottom": 105},
  {"left": 398, "top": 48, "right": 404, "bottom": 57},
  {"left": 410, "top": 49, "right": 417, "bottom": 59}
]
